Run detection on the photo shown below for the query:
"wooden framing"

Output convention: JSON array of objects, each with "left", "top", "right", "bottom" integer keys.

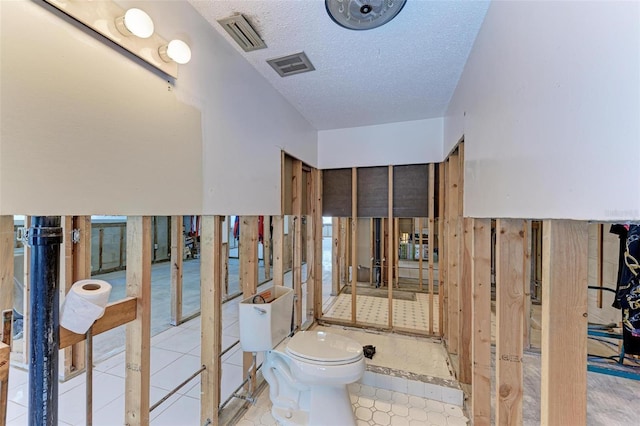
[
  {"left": 264, "top": 216, "right": 271, "bottom": 281},
  {"left": 495, "top": 219, "right": 525, "bottom": 426},
  {"left": 313, "top": 169, "right": 323, "bottom": 321},
  {"left": 370, "top": 218, "right": 374, "bottom": 285},
  {"left": 272, "top": 216, "right": 284, "bottom": 286},
  {"left": 305, "top": 170, "right": 315, "bottom": 327},
  {"left": 125, "top": 216, "right": 152, "bottom": 426},
  {"left": 394, "top": 218, "right": 399, "bottom": 288},
  {"left": 332, "top": 217, "right": 341, "bottom": 296},
  {"left": 471, "top": 219, "right": 492, "bottom": 425},
  {"left": 351, "top": 168, "right": 358, "bottom": 323},
  {"left": 292, "top": 160, "right": 303, "bottom": 329},
  {"left": 0, "top": 217, "right": 14, "bottom": 346},
  {"left": 170, "top": 216, "right": 184, "bottom": 325},
  {"left": 447, "top": 150, "right": 460, "bottom": 353},
  {"left": 59, "top": 216, "right": 91, "bottom": 378},
  {"left": 0, "top": 341, "right": 8, "bottom": 426},
  {"left": 60, "top": 297, "right": 137, "bottom": 348},
  {"left": 428, "top": 163, "right": 435, "bottom": 335},
  {"left": 200, "top": 216, "right": 223, "bottom": 426},
  {"left": 458, "top": 217, "right": 473, "bottom": 384},
  {"left": 240, "top": 216, "right": 259, "bottom": 392},
  {"left": 523, "top": 220, "right": 532, "bottom": 350},
  {"left": 388, "top": 166, "right": 394, "bottom": 328},
  {"left": 541, "top": 220, "right": 588, "bottom": 425},
  {"left": 22, "top": 216, "right": 31, "bottom": 362},
  {"left": 597, "top": 223, "right": 604, "bottom": 308},
  {"left": 418, "top": 217, "right": 423, "bottom": 290},
  {"left": 438, "top": 165, "right": 446, "bottom": 336}
]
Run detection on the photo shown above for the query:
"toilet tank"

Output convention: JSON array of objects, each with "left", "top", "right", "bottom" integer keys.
[{"left": 239, "top": 286, "right": 294, "bottom": 352}]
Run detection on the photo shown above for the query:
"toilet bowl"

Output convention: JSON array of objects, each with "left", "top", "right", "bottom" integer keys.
[{"left": 262, "top": 330, "right": 365, "bottom": 426}]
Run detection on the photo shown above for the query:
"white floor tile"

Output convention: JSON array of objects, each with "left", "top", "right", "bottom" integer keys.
[{"left": 150, "top": 395, "right": 201, "bottom": 425}]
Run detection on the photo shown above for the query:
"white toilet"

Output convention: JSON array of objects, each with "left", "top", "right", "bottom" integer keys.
[{"left": 239, "top": 287, "right": 365, "bottom": 426}]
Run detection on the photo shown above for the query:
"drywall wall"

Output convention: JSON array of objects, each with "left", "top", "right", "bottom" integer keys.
[
  {"left": 445, "top": 1, "right": 640, "bottom": 221},
  {"left": 0, "top": 0, "right": 316, "bottom": 215},
  {"left": 318, "top": 118, "right": 443, "bottom": 169}
]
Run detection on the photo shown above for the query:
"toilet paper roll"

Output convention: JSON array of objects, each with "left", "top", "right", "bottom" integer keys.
[{"left": 60, "top": 279, "right": 112, "bottom": 335}]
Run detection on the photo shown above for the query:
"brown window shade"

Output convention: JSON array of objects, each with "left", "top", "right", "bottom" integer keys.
[
  {"left": 393, "top": 164, "right": 429, "bottom": 217},
  {"left": 322, "top": 168, "right": 352, "bottom": 217},
  {"left": 357, "top": 166, "right": 389, "bottom": 217}
]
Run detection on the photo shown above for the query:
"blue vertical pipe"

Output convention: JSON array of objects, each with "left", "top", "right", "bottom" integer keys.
[{"left": 28, "top": 216, "right": 62, "bottom": 426}]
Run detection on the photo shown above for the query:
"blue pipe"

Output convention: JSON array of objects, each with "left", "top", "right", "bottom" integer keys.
[{"left": 28, "top": 216, "right": 63, "bottom": 426}]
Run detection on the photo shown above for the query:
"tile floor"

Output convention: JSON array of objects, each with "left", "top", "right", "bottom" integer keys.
[
  {"left": 238, "top": 382, "right": 469, "bottom": 426},
  {"left": 323, "top": 293, "right": 439, "bottom": 333}
]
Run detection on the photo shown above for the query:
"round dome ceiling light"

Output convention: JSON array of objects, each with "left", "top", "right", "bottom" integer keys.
[
  {"left": 159, "top": 40, "right": 192, "bottom": 65},
  {"left": 115, "top": 8, "right": 155, "bottom": 39},
  {"left": 325, "top": 0, "right": 407, "bottom": 31}
]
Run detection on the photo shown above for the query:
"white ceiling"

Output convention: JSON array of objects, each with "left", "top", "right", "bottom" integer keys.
[{"left": 189, "top": 0, "right": 490, "bottom": 130}]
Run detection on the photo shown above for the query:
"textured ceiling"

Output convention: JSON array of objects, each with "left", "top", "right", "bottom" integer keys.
[{"left": 189, "top": 0, "right": 490, "bottom": 130}]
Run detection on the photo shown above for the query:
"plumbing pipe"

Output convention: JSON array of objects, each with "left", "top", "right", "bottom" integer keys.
[{"left": 28, "top": 216, "right": 63, "bottom": 426}]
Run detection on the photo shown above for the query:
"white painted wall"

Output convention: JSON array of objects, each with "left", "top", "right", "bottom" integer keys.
[
  {"left": 445, "top": 1, "right": 640, "bottom": 221},
  {"left": 0, "top": 0, "right": 316, "bottom": 215},
  {"left": 318, "top": 118, "right": 443, "bottom": 169}
]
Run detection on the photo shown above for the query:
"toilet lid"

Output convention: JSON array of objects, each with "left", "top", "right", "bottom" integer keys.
[{"left": 286, "top": 331, "right": 363, "bottom": 363}]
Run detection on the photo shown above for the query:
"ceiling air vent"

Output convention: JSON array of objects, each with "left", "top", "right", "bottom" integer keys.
[
  {"left": 267, "top": 52, "right": 315, "bottom": 78},
  {"left": 217, "top": 14, "right": 266, "bottom": 52}
]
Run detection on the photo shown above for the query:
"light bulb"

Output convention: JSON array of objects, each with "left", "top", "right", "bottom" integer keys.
[
  {"left": 115, "top": 8, "right": 154, "bottom": 39},
  {"left": 159, "top": 39, "right": 192, "bottom": 65}
]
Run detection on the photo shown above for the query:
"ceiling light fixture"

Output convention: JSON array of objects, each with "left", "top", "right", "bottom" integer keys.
[
  {"left": 43, "top": 0, "right": 192, "bottom": 78},
  {"left": 115, "top": 8, "right": 155, "bottom": 39},
  {"left": 159, "top": 40, "right": 192, "bottom": 65},
  {"left": 325, "top": 0, "right": 407, "bottom": 30}
]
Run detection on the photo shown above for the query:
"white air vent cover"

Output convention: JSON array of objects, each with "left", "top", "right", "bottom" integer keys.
[
  {"left": 217, "top": 14, "right": 266, "bottom": 52},
  {"left": 267, "top": 52, "right": 315, "bottom": 78}
]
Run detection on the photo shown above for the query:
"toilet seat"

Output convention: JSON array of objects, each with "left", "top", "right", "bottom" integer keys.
[{"left": 285, "top": 331, "right": 363, "bottom": 364}]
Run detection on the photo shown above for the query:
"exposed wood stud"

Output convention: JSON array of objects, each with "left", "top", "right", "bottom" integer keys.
[
  {"left": 523, "top": 220, "right": 532, "bottom": 350},
  {"left": 125, "top": 216, "right": 152, "bottom": 426},
  {"left": 394, "top": 218, "right": 399, "bottom": 288},
  {"left": 332, "top": 218, "right": 341, "bottom": 296},
  {"left": 447, "top": 150, "right": 460, "bottom": 353},
  {"left": 388, "top": 166, "right": 394, "bottom": 329},
  {"left": 0, "top": 342, "right": 9, "bottom": 425},
  {"left": 438, "top": 165, "right": 446, "bottom": 337},
  {"left": 293, "top": 160, "right": 303, "bottom": 329},
  {"left": 240, "top": 216, "right": 259, "bottom": 392},
  {"left": 200, "top": 216, "right": 222, "bottom": 426},
  {"left": 541, "top": 220, "right": 588, "bottom": 425},
  {"left": 458, "top": 217, "right": 473, "bottom": 384},
  {"left": 351, "top": 168, "right": 358, "bottom": 323},
  {"left": 272, "top": 216, "right": 284, "bottom": 286},
  {"left": 0, "top": 217, "right": 14, "bottom": 348},
  {"left": 597, "top": 224, "right": 604, "bottom": 308},
  {"left": 264, "top": 216, "right": 271, "bottom": 281},
  {"left": 428, "top": 163, "right": 435, "bottom": 335},
  {"left": 495, "top": 219, "right": 525, "bottom": 426},
  {"left": 313, "top": 170, "right": 324, "bottom": 321},
  {"left": 305, "top": 170, "right": 315, "bottom": 326},
  {"left": 170, "top": 216, "right": 184, "bottom": 326},
  {"left": 472, "top": 219, "right": 492, "bottom": 425}
]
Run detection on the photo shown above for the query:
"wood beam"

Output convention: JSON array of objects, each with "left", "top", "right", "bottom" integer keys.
[
  {"left": 293, "top": 160, "right": 303, "bottom": 329},
  {"left": 200, "top": 216, "right": 222, "bottom": 426},
  {"left": 447, "top": 151, "right": 460, "bottom": 353},
  {"left": 597, "top": 224, "right": 604, "bottom": 308},
  {"left": 351, "top": 168, "right": 358, "bottom": 323},
  {"left": 388, "top": 166, "right": 393, "bottom": 329},
  {"left": 438, "top": 164, "right": 446, "bottom": 337},
  {"left": 458, "top": 217, "right": 473, "bottom": 384},
  {"left": 0, "top": 342, "right": 8, "bottom": 426},
  {"left": 428, "top": 163, "right": 435, "bottom": 335},
  {"left": 125, "top": 216, "right": 152, "bottom": 426},
  {"left": 263, "top": 216, "right": 271, "bottom": 281},
  {"left": 332, "top": 218, "right": 341, "bottom": 296},
  {"left": 313, "top": 169, "right": 323, "bottom": 321},
  {"left": 523, "top": 220, "right": 532, "bottom": 350},
  {"left": 471, "top": 219, "right": 492, "bottom": 425},
  {"left": 170, "top": 216, "right": 183, "bottom": 326},
  {"left": 0, "top": 217, "right": 14, "bottom": 347},
  {"left": 240, "top": 216, "right": 259, "bottom": 392},
  {"left": 272, "top": 216, "right": 284, "bottom": 286},
  {"left": 495, "top": 219, "right": 525, "bottom": 426},
  {"left": 60, "top": 297, "right": 137, "bottom": 349},
  {"left": 541, "top": 220, "right": 588, "bottom": 425}
]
